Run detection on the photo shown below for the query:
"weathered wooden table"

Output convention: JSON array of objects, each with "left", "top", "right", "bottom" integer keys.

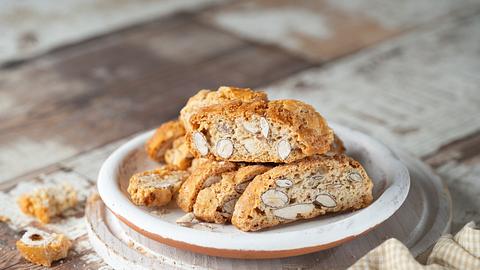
[{"left": 1, "top": 0, "right": 479, "bottom": 269}]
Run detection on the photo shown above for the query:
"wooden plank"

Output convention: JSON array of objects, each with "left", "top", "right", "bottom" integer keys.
[
  {"left": 0, "top": 14, "right": 311, "bottom": 184},
  {"left": 0, "top": 0, "right": 227, "bottom": 65},
  {"left": 203, "top": 0, "right": 480, "bottom": 61},
  {"left": 262, "top": 7, "right": 480, "bottom": 158}
]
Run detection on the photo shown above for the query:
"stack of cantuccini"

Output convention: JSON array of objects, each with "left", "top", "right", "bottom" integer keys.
[{"left": 128, "top": 86, "right": 373, "bottom": 231}]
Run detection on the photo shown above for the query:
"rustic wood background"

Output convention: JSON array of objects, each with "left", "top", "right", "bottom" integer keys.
[{"left": 1, "top": 0, "right": 479, "bottom": 269}]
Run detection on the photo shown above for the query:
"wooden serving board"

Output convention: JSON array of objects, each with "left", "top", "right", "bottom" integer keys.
[{"left": 85, "top": 149, "right": 451, "bottom": 270}]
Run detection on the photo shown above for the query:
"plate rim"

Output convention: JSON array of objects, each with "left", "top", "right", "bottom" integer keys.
[{"left": 97, "top": 123, "right": 410, "bottom": 254}]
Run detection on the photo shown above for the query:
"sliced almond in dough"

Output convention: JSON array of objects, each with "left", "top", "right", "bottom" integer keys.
[
  {"left": 314, "top": 194, "right": 337, "bottom": 208},
  {"left": 242, "top": 138, "right": 258, "bottom": 154},
  {"left": 259, "top": 117, "right": 269, "bottom": 138},
  {"left": 193, "top": 132, "right": 209, "bottom": 156},
  {"left": 222, "top": 199, "right": 237, "bottom": 215},
  {"left": 349, "top": 171, "right": 363, "bottom": 182},
  {"left": 216, "top": 139, "right": 234, "bottom": 158},
  {"left": 272, "top": 204, "right": 315, "bottom": 220},
  {"left": 277, "top": 139, "right": 291, "bottom": 160},
  {"left": 275, "top": 179, "right": 293, "bottom": 188},
  {"left": 234, "top": 181, "right": 251, "bottom": 193},
  {"left": 261, "top": 189, "right": 289, "bottom": 208},
  {"left": 202, "top": 175, "right": 222, "bottom": 189},
  {"left": 242, "top": 120, "right": 260, "bottom": 134}
]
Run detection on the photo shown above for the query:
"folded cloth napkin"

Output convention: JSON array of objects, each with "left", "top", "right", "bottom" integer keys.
[{"left": 349, "top": 222, "right": 480, "bottom": 270}]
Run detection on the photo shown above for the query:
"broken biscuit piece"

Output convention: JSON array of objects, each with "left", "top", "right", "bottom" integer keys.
[
  {"left": 165, "top": 136, "right": 194, "bottom": 170},
  {"left": 128, "top": 166, "right": 190, "bottom": 207},
  {"left": 146, "top": 120, "right": 185, "bottom": 162},
  {"left": 18, "top": 184, "right": 77, "bottom": 224},
  {"left": 194, "top": 165, "right": 271, "bottom": 224},
  {"left": 180, "top": 86, "right": 268, "bottom": 131},
  {"left": 176, "top": 160, "right": 237, "bottom": 212},
  {"left": 16, "top": 228, "right": 71, "bottom": 267},
  {"left": 187, "top": 99, "right": 334, "bottom": 163},
  {"left": 232, "top": 155, "right": 373, "bottom": 231}
]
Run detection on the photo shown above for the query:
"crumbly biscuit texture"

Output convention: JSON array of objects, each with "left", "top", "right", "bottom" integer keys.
[
  {"left": 16, "top": 228, "right": 71, "bottom": 267},
  {"left": 193, "top": 165, "right": 271, "bottom": 223},
  {"left": 18, "top": 184, "right": 77, "bottom": 224},
  {"left": 146, "top": 120, "right": 185, "bottom": 162},
  {"left": 187, "top": 99, "right": 334, "bottom": 163},
  {"left": 165, "top": 136, "right": 194, "bottom": 170},
  {"left": 176, "top": 160, "right": 237, "bottom": 212},
  {"left": 232, "top": 155, "right": 373, "bottom": 231},
  {"left": 180, "top": 86, "right": 268, "bottom": 131},
  {"left": 128, "top": 166, "right": 190, "bottom": 207}
]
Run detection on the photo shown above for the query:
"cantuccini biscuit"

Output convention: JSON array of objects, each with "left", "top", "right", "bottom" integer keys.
[
  {"left": 128, "top": 166, "right": 190, "bottom": 207},
  {"left": 231, "top": 155, "right": 373, "bottom": 231},
  {"left": 187, "top": 99, "right": 334, "bottom": 163},
  {"left": 193, "top": 165, "right": 271, "bottom": 224},
  {"left": 146, "top": 120, "right": 185, "bottom": 162}
]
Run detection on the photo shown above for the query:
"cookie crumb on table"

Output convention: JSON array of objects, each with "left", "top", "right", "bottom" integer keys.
[
  {"left": 17, "top": 183, "right": 77, "bottom": 224},
  {"left": 16, "top": 228, "right": 71, "bottom": 267}
]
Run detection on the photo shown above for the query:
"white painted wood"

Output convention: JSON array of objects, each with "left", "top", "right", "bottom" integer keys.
[
  {"left": 87, "top": 146, "right": 451, "bottom": 269},
  {"left": 96, "top": 124, "right": 410, "bottom": 256},
  {"left": 264, "top": 9, "right": 480, "bottom": 157},
  {"left": 205, "top": 0, "right": 479, "bottom": 60},
  {"left": 0, "top": 0, "right": 226, "bottom": 64}
]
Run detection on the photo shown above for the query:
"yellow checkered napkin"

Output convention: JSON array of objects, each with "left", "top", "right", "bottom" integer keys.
[{"left": 349, "top": 222, "right": 480, "bottom": 270}]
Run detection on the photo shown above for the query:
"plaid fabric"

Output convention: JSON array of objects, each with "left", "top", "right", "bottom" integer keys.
[{"left": 349, "top": 222, "right": 480, "bottom": 270}]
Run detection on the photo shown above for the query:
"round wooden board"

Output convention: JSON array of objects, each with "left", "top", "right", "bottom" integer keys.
[{"left": 86, "top": 149, "right": 451, "bottom": 270}]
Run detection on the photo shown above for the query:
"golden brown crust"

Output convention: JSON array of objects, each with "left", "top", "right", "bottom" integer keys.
[
  {"left": 164, "top": 137, "right": 193, "bottom": 170},
  {"left": 180, "top": 86, "right": 268, "bottom": 131},
  {"left": 176, "top": 160, "right": 237, "bottom": 212},
  {"left": 17, "top": 184, "right": 77, "bottom": 224},
  {"left": 16, "top": 229, "right": 71, "bottom": 267},
  {"left": 127, "top": 167, "right": 190, "bottom": 207},
  {"left": 232, "top": 155, "right": 373, "bottom": 231},
  {"left": 193, "top": 165, "right": 271, "bottom": 224},
  {"left": 186, "top": 99, "right": 334, "bottom": 163},
  {"left": 146, "top": 120, "right": 185, "bottom": 162}
]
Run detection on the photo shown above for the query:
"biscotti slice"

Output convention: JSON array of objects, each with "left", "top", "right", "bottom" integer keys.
[
  {"left": 16, "top": 228, "right": 71, "bottom": 267},
  {"left": 194, "top": 165, "right": 271, "bottom": 224},
  {"left": 231, "top": 155, "right": 373, "bottom": 231},
  {"left": 127, "top": 167, "right": 190, "bottom": 207},
  {"left": 165, "top": 137, "right": 194, "bottom": 170},
  {"left": 176, "top": 160, "right": 237, "bottom": 212},
  {"left": 180, "top": 86, "right": 268, "bottom": 131},
  {"left": 187, "top": 99, "right": 334, "bottom": 163},
  {"left": 18, "top": 184, "right": 77, "bottom": 224},
  {"left": 146, "top": 120, "right": 185, "bottom": 162},
  {"left": 327, "top": 134, "right": 346, "bottom": 155}
]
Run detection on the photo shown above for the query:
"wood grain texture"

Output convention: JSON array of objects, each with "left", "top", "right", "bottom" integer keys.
[
  {"left": 0, "top": 13, "right": 311, "bottom": 184},
  {"left": 0, "top": 0, "right": 227, "bottom": 65},
  {"left": 203, "top": 0, "right": 479, "bottom": 61},
  {"left": 264, "top": 7, "right": 480, "bottom": 158}
]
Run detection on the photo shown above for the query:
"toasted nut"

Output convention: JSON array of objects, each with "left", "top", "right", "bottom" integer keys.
[
  {"left": 259, "top": 117, "right": 269, "bottom": 138},
  {"left": 242, "top": 138, "right": 258, "bottom": 154},
  {"left": 314, "top": 194, "right": 337, "bottom": 208},
  {"left": 277, "top": 139, "right": 291, "bottom": 160},
  {"left": 216, "top": 139, "right": 234, "bottom": 158},
  {"left": 234, "top": 181, "right": 251, "bottom": 193},
  {"left": 222, "top": 199, "right": 237, "bottom": 214},
  {"left": 349, "top": 171, "right": 362, "bottom": 182},
  {"left": 272, "top": 204, "right": 315, "bottom": 220},
  {"left": 242, "top": 120, "right": 259, "bottom": 134},
  {"left": 261, "top": 189, "right": 289, "bottom": 208},
  {"left": 304, "top": 173, "right": 324, "bottom": 188},
  {"left": 193, "top": 132, "right": 209, "bottom": 156},
  {"left": 202, "top": 175, "right": 222, "bottom": 189},
  {"left": 176, "top": 212, "right": 199, "bottom": 227},
  {"left": 275, "top": 179, "right": 293, "bottom": 188}
]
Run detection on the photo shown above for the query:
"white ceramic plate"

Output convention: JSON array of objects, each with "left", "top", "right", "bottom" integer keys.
[{"left": 97, "top": 123, "right": 410, "bottom": 259}]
